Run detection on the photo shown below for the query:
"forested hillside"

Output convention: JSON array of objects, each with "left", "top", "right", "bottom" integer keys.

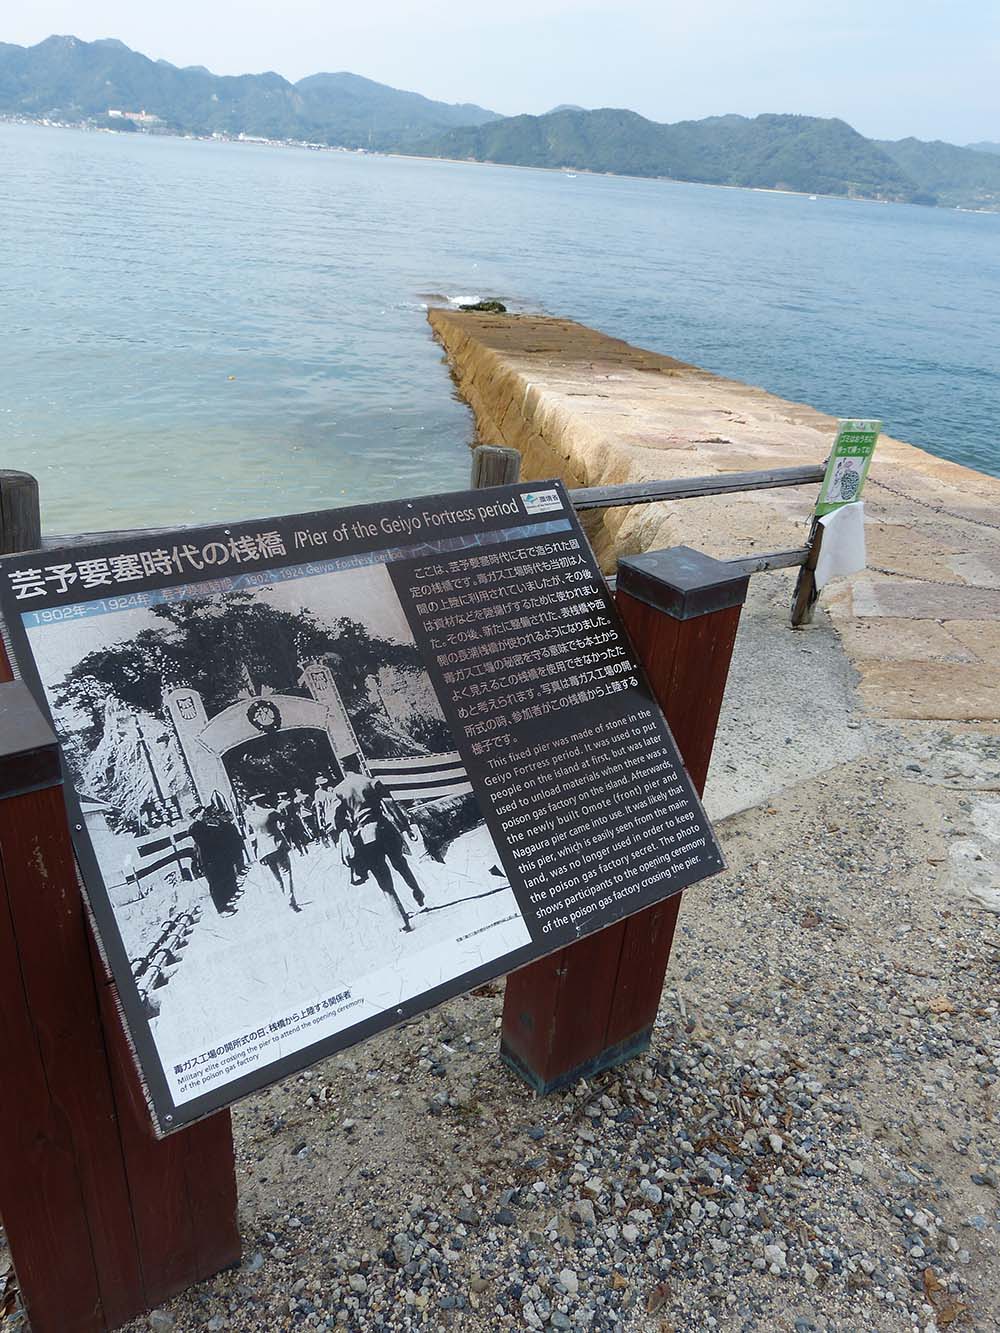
[
  {"left": 0, "top": 35, "right": 499, "bottom": 148},
  {"left": 417, "top": 109, "right": 926, "bottom": 202}
]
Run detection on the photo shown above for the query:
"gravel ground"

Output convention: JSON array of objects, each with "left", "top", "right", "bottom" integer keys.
[{"left": 3, "top": 720, "right": 998, "bottom": 1333}]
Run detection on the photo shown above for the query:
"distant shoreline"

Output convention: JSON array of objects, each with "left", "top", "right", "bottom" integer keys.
[
  {"left": 4, "top": 115, "right": 999, "bottom": 215},
  {"left": 381, "top": 147, "right": 898, "bottom": 208}
]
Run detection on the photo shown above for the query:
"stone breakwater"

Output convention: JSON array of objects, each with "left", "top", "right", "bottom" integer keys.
[{"left": 429, "top": 308, "right": 1000, "bottom": 726}]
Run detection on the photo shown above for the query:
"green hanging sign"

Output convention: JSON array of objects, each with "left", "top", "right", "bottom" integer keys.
[{"left": 815, "top": 419, "right": 882, "bottom": 516}]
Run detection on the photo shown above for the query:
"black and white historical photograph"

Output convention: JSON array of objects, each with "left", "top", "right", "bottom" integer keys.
[{"left": 22, "top": 558, "right": 531, "bottom": 1109}]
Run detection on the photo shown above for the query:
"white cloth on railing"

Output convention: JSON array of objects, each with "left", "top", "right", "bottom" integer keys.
[{"left": 815, "top": 501, "right": 866, "bottom": 590}]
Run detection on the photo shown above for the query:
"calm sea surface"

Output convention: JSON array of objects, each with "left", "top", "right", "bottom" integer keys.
[{"left": 2, "top": 121, "right": 998, "bottom": 533}]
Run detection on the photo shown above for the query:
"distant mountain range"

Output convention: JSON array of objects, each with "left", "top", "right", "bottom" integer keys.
[
  {"left": 874, "top": 137, "right": 1000, "bottom": 209},
  {"left": 416, "top": 109, "right": 930, "bottom": 202},
  {"left": 416, "top": 111, "right": 1000, "bottom": 210},
  {"left": 3, "top": 35, "right": 999, "bottom": 210},
  {"left": 0, "top": 35, "right": 499, "bottom": 149}
]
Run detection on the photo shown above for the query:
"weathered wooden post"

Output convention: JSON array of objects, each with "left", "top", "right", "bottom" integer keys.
[
  {"left": 0, "top": 472, "right": 240, "bottom": 1333},
  {"left": 500, "top": 546, "right": 748, "bottom": 1091},
  {"left": 0, "top": 470, "right": 41, "bottom": 553},
  {"left": 471, "top": 444, "right": 521, "bottom": 489},
  {"left": 789, "top": 516, "right": 823, "bottom": 628}
]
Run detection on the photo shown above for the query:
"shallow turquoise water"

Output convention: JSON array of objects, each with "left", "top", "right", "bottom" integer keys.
[{"left": 2, "top": 122, "right": 998, "bottom": 533}]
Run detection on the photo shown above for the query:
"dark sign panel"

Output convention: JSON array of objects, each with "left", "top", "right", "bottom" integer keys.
[{"left": 0, "top": 482, "right": 722, "bottom": 1133}]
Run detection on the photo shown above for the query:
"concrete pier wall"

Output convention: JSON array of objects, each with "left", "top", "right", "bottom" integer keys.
[{"left": 429, "top": 309, "right": 1000, "bottom": 725}]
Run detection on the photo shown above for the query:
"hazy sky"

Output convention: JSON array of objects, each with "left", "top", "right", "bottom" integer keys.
[{"left": 7, "top": 1, "right": 999, "bottom": 143}]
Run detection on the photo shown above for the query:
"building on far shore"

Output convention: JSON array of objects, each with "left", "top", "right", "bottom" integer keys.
[{"left": 107, "top": 108, "right": 161, "bottom": 125}]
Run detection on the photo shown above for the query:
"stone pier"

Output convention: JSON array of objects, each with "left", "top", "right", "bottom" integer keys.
[{"left": 429, "top": 308, "right": 1000, "bottom": 727}]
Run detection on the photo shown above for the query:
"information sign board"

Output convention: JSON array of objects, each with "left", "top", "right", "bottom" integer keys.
[
  {"left": 0, "top": 482, "right": 722, "bottom": 1133},
  {"left": 815, "top": 419, "right": 882, "bottom": 515}
]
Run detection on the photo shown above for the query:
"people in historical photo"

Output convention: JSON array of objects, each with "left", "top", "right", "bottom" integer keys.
[
  {"left": 187, "top": 803, "right": 246, "bottom": 916},
  {"left": 332, "top": 755, "right": 425, "bottom": 932},
  {"left": 245, "top": 793, "right": 301, "bottom": 913},
  {"left": 274, "top": 791, "right": 307, "bottom": 854},
  {"left": 25, "top": 561, "right": 531, "bottom": 1093},
  {"left": 313, "top": 774, "right": 338, "bottom": 845},
  {"left": 293, "top": 787, "right": 314, "bottom": 844}
]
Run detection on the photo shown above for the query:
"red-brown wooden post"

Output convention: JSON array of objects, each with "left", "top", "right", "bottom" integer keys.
[
  {"left": 500, "top": 546, "right": 749, "bottom": 1092},
  {"left": 0, "top": 680, "right": 148, "bottom": 1331},
  {"left": 0, "top": 472, "right": 241, "bottom": 1332}
]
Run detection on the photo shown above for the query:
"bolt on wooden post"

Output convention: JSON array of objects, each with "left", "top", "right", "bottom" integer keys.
[
  {"left": 500, "top": 546, "right": 748, "bottom": 1092},
  {"left": 0, "top": 471, "right": 240, "bottom": 1333}
]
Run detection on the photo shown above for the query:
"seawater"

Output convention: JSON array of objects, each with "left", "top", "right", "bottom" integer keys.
[{"left": 2, "top": 121, "right": 998, "bottom": 533}]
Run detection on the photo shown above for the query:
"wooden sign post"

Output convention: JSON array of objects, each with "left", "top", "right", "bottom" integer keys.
[
  {"left": 501, "top": 546, "right": 748, "bottom": 1091},
  {"left": 0, "top": 458, "right": 740, "bottom": 1326},
  {"left": 0, "top": 472, "right": 240, "bottom": 1333}
]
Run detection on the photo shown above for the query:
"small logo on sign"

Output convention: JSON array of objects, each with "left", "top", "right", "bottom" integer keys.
[
  {"left": 247, "top": 700, "right": 282, "bottom": 733},
  {"left": 521, "top": 489, "right": 563, "bottom": 515}
]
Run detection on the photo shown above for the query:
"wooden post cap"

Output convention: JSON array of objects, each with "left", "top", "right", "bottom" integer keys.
[
  {"left": 471, "top": 445, "right": 522, "bottom": 489},
  {"left": 0, "top": 680, "right": 61, "bottom": 800},
  {"left": 617, "top": 546, "right": 750, "bottom": 620},
  {"left": 0, "top": 471, "right": 42, "bottom": 555}
]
